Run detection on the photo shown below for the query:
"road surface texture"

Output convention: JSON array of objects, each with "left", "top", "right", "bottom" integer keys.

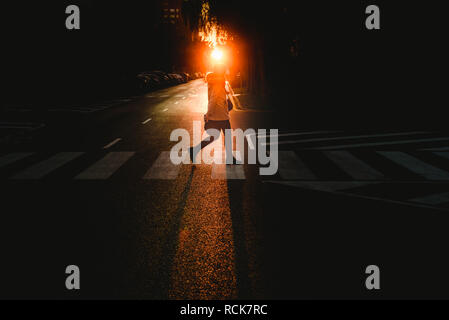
[{"left": 2, "top": 79, "right": 449, "bottom": 299}]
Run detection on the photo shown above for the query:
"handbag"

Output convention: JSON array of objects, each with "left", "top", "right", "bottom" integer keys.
[{"left": 227, "top": 95, "right": 234, "bottom": 111}]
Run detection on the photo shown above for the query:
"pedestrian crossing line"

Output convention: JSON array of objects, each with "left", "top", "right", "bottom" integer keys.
[
  {"left": 4, "top": 150, "right": 449, "bottom": 182},
  {"left": 310, "top": 137, "right": 449, "bottom": 150},
  {"left": 143, "top": 151, "right": 181, "bottom": 180},
  {"left": 211, "top": 164, "right": 245, "bottom": 180},
  {"left": 12, "top": 152, "right": 84, "bottom": 180},
  {"left": 201, "top": 148, "right": 242, "bottom": 166},
  {"left": 75, "top": 152, "right": 135, "bottom": 180},
  {"left": 0, "top": 153, "right": 34, "bottom": 169},
  {"left": 409, "top": 192, "right": 449, "bottom": 205},
  {"left": 323, "top": 151, "right": 385, "bottom": 180},
  {"left": 378, "top": 151, "right": 449, "bottom": 180},
  {"left": 255, "top": 131, "right": 339, "bottom": 139},
  {"left": 263, "top": 131, "right": 427, "bottom": 146},
  {"left": 278, "top": 151, "right": 316, "bottom": 180}
]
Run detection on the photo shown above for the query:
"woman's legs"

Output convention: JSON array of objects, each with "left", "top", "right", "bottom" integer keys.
[{"left": 189, "top": 120, "right": 239, "bottom": 164}]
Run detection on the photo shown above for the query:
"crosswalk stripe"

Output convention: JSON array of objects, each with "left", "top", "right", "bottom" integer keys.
[
  {"left": 202, "top": 149, "right": 242, "bottom": 165},
  {"left": 75, "top": 152, "right": 134, "bottom": 180},
  {"left": 263, "top": 132, "right": 427, "bottom": 146},
  {"left": 0, "top": 153, "right": 34, "bottom": 168},
  {"left": 256, "top": 131, "right": 339, "bottom": 139},
  {"left": 278, "top": 151, "right": 316, "bottom": 180},
  {"left": 143, "top": 151, "right": 181, "bottom": 180},
  {"left": 409, "top": 192, "right": 449, "bottom": 205},
  {"left": 12, "top": 152, "right": 84, "bottom": 179},
  {"left": 311, "top": 137, "right": 449, "bottom": 150},
  {"left": 323, "top": 151, "right": 385, "bottom": 180},
  {"left": 211, "top": 164, "right": 245, "bottom": 180},
  {"left": 378, "top": 151, "right": 449, "bottom": 180}
]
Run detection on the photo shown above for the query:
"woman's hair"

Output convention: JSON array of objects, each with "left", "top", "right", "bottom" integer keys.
[
  {"left": 207, "top": 64, "right": 226, "bottom": 84},
  {"left": 213, "top": 63, "right": 226, "bottom": 77}
]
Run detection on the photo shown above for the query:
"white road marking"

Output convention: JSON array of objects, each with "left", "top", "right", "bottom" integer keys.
[
  {"left": 256, "top": 131, "right": 339, "bottom": 139},
  {"left": 174, "top": 102, "right": 179, "bottom": 105},
  {"left": 162, "top": 108, "right": 168, "bottom": 112},
  {"left": 410, "top": 192, "right": 449, "bottom": 205},
  {"left": 76, "top": 152, "right": 135, "bottom": 180},
  {"left": 378, "top": 151, "right": 449, "bottom": 180},
  {"left": 324, "top": 151, "right": 385, "bottom": 180},
  {"left": 310, "top": 137, "right": 449, "bottom": 150},
  {"left": 278, "top": 151, "right": 316, "bottom": 180},
  {"left": 142, "top": 118, "right": 152, "bottom": 125},
  {"left": 103, "top": 138, "right": 122, "bottom": 149},
  {"left": 262, "top": 132, "right": 428, "bottom": 146},
  {"left": 211, "top": 164, "right": 245, "bottom": 180},
  {"left": 0, "top": 153, "right": 34, "bottom": 168},
  {"left": 12, "top": 152, "right": 84, "bottom": 180},
  {"left": 143, "top": 151, "right": 181, "bottom": 180}
]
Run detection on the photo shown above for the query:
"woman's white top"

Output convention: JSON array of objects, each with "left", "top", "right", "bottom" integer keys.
[{"left": 206, "top": 73, "right": 230, "bottom": 121}]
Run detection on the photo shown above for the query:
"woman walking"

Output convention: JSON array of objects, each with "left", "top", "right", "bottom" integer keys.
[{"left": 189, "top": 64, "right": 239, "bottom": 164}]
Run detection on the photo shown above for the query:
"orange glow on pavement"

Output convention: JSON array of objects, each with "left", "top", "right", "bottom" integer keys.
[{"left": 169, "top": 166, "right": 238, "bottom": 299}]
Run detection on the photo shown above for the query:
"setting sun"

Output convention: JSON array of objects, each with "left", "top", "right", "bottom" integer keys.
[{"left": 211, "top": 48, "right": 224, "bottom": 61}]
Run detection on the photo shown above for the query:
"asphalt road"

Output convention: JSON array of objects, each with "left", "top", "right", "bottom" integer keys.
[{"left": 2, "top": 79, "right": 449, "bottom": 299}]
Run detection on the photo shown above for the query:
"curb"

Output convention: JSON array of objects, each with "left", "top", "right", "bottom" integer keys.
[{"left": 227, "top": 83, "right": 274, "bottom": 113}]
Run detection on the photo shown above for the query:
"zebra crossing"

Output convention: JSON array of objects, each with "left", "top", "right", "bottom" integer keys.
[
  {"left": 13, "top": 152, "right": 84, "bottom": 180},
  {"left": 2, "top": 149, "right": 449, "bottom": 208},
  {"left": 1, "top": 150, "right": 449, "bottom": 183},
  {"left": 75, "top": 152, "right": 135, "bottom": 180},
  {"left": 143, "top": 151, "right": 181, "bottom": 180}
]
